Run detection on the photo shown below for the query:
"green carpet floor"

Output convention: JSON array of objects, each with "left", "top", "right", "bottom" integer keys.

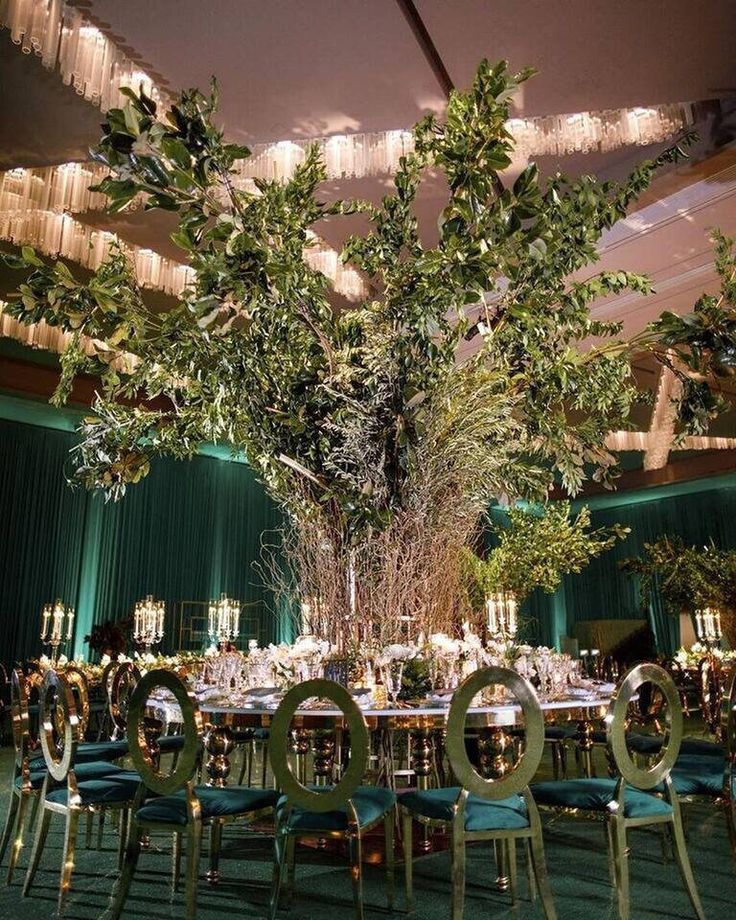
[{"left": 0, "top": 745, "right": 734, "bottom": 920}]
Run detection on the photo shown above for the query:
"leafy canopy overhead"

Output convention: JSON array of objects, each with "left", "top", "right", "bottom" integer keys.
[{"left": 3, "top": 60, "right": 735, "bottom": 543}]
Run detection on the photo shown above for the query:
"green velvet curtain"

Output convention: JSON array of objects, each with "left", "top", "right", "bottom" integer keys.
[
  {"left": 0, "top": 414, "right": 285, "bottom": 669},
  {"left": 507, "top": 474, "right": 736, "bottom": 654}
]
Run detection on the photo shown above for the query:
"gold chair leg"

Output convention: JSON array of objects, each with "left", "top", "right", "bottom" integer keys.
[
  {"left": 528, "top": 826, "right": 557, "bottom": 920},
  {"left": 58, "top": 806, "right": 81, "bottom": 915},
  {"left": 669, "top": 817, "right": 706, "bottom": 920},
  {"left": 384, "top": 812, "right": 395, "bottom": 911},
  {"left": 611, "top": 819, "right": 630, "bottom": 920},
  {"left": 450, "top": 830, "right": 465, "bottom": 920},
  {"left": 524, "top": 839, "right": 537, "bottom": 902},
  {"left": 284, "top": 834, "right": 296, "bottom": 908},
  {"left": 6, "top": 789, "right": 30, "bottom": 883},
  {"left": 261, "top": 741, "right": 269, "bottom": 788},
  {"left": 22, "top": 807, "right": 51, "bottom": 895},
  {"left": 85, "top": 810, "right": 93, "bottom": 849},
  {"left": 97, "top": 806, "right": 106, "bottom": 849},
  {"left": 402, "top": 810, "right": 413, "bottom": 913},
  {"left": 507, "top": 839, "right": 518, "bottom": 906},
  {"left": 348, "top": 833, "right": 364, "bottom": 920},
  {"left": 172, "top": 832, "right": 182, "bottom": 892},
  {"left": 723, "top": 798, "right": 736, "bottom": 866},
  {"left": 207, "top": 820, "right": 223, "bottom": 885},
  {"left": 117, "top": 809, "right": 129, "bottom": 870},
  {"left": 247, "top": 740, "right": 255, "bottom": 787},
  {"left": 270, "top": 827, "right": 288, "bottom": 920},
  {"left": 0, "top": 790, "right": 19, "bottom": 866},
  {"left": 184, "top": 822, "right": 201, "bottom": 920},
  {"left": 109, "top": 824, "right": 142, "bottom": 920},
  {"left": 28, "top": 793, "right": 40, "bottom": 831}
]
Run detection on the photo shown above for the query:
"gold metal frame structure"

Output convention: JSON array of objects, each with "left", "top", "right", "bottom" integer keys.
[
  {"left": 401, "top": 666, "right": 556, "bottom": 920},
  {"left": 22, "top": 669, "right": 140, "bottom": 914},
  {"left": 269, "top": 678, "right": 396, "bottom": 920},
  {"left": 109, "top": 669, "right": 274, "bottom": 920}
]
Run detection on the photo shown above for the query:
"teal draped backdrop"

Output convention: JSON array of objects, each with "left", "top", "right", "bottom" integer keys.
[
  {"left": 4, "top": 393, "right": 736, "bottom": 666},
  {"left": 493, "top": 474, "right": 736, "bottom": 654},
  {"left": 0, "top": 412, "right": 285, "bottom": 668}
]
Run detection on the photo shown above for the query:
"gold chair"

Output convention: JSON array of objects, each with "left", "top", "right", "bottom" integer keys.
[
  {"left": 532, "top": 662, "right": 705, "bottom": 920},
  {"left": 109, "top": 669, "right": 278, "bottom": 920},
  {"left": 400, "top": 666, "right": 556, "bottom": 920},
  {"left": 1, "top": 670, "right": 42, "bottom": 883},
  {"left": 269, "top": 678, "right": 397, "bottom": 920},
  {"left": 22, "top": 669, "right": 141, "bottom": 913}
]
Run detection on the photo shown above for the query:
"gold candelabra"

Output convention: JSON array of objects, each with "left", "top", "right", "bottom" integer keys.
[
  {"left": 40, "top": 599, "right": 74, "bottom": 663},
  {"left": 133, "top": 594, "right": 165, "bottom": 652},
  {"left": 208, "top": 593, "right": 241, "bottom": 648},
  {"left": 485, "top": 592, "right": 518, "bottom": 640},
  {"left": 694, "top": 607, "right": 722, "bottom": 648}
]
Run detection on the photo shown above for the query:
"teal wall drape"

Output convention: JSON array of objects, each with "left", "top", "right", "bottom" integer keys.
[
  {"left": 0, "top": 413, "right": 286, "bottom": 668},
  {"left": 498, "top": 474, "right": 736, "bottom": 654}
]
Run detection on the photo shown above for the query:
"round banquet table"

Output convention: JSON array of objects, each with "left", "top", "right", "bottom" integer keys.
[{"left": 147, "top": 689, "right": 615, "bottom": 789}]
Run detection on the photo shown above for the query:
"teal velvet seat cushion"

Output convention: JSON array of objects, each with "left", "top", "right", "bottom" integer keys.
[
  {"left": 75, "top": 739, "right": 130, "bottom": 763},
  {"left": 158, "top": 735, "right": 186, "bottom": 752},
  {"left": 669, "top": 755, "right": 732, "bottom": 797},
  {"left": 544, "top": 726, "right": 578, "bottom": 741},
  {"left": 253, "top": 728, "right": 270, "bottom": 741},
  {"left": 401, "top": 787, "right": 529, "bottom": 832},
  {"left": 232, "top": 729, "right": 254, "bottom": 743},
  {"left": 136, "top": 785, "right": 278, "bottom": 826},
  {"left": 277, "top": 786, "right": 396, "bottom": 833},
  {"left": 531, "top": 778, "right": 672, "bottom": 819},
  {"left": 627, "top": 735, "right": 723, "bottom": 758},
  {"left": 16, "top": 760, "right": 132, "bottom": 791},
  {"left": 45, "top": 772, "right": 142, "bottom": 807}
]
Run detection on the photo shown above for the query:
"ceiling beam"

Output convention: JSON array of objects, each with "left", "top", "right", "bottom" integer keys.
[{"left": 394, "top": 0, "right": 454, "bottom": 99}]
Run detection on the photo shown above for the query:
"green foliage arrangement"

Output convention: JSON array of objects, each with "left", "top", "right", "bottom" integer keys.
[
  {"left": 2, "top": 60, "right": 736, "bottom": 636},
  {"left": 463, "top": 503, "right": 629, "bottom": 608},
  {"left": 620, "top": 536, "right": 736, "bottom": 617}
]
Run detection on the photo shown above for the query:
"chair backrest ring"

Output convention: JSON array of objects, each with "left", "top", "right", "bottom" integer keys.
[
  {"left": 10, "top": 669, "right": 31, "bottom": 767},
  {"left": 63, "top": 666, "right": 90, "bottom": 739},
  {"left": 39, "top": 670, "right": 78, "bottom": 782},
  {"left": 607, "top": 662, "right": 682, "bottom": 790},
  {"left": 127, "top": 669, "right": 202, "bottom": 795},
  {"left": 445, "top": 666, "right": 544, "bottom": 800},
  {"left": 269, "top": 679, "right": 369, "bottom": 814},
  {"left": 110, "top": 662, "right": 142, "bottom": 733}
]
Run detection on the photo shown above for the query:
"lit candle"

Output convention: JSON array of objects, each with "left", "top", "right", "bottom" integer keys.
[
  {"left": 41, "top": 604, "right": 51, "bottom": 641},
  {"left": 507, "top": 596, "right": 518, "bottom": 636},
  {"left": 52, "top": 602, "right": 63, "bottom": 642},
  {"left": 486, "top": 597, "right": 497, "bottom": 634},
  {"left": 695, "top": 611, "right": 703, "bottom": 640},
  {"left": 66, "top": 607, "right": 75, "bottom": 641},
  {"left": 715, "top": 610, "right": 722, "bottom": 639}
]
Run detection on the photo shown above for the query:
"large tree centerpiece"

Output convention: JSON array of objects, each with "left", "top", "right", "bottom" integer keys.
[{"left": 4, "top": 61, "right": 736, "bottom": 647}]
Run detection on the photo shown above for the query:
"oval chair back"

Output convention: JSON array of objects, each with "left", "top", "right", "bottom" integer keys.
[
  {"left": 126, "top": 669, "right": 203, "bottom": 799},
  {"left": 10, "top": 669, "right": 32, "bottom": 771},
  {"left": 109, "top": 662, "right": 142, "bottom": 740},
  {"left": 722, "top": 668, "right": 736, "bottom": 797},
  {"left": 63, "top": 666, "right": 90, "bottom": 741},
  {"left": 698, "top": 655, "right": 723, "bottom": 738},
  {"left": 606, "top": 662, "right": 683, "bottom": 796},
  {"left": 445, "top": 666, "right": 545, "bottom": 806},
  {"left": 37, "top": 669, "right": 81, "bottom": 786},
  {"left": 269, "top": 678, "right": 369, "bottom": 818}
]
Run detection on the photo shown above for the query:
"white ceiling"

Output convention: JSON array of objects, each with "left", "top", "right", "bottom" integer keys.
[{"left": 2, "top": 0, "right": 736, "bottom": 323}]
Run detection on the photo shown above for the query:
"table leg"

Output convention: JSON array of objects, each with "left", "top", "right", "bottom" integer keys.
[
  {"left": 576, "top": 719, "right": 595, "bottom": 778},
  {"left": 312, "top": 729, "right": 336, "bottom": 786},
  {"left": 204, "top": 724, "right": 234, "bottom": 788},
  {"left": 292, "top": 727, "right": 310, "bottom": 785},
  {"left": 478, "top": 727, "right": 511, "bottom": 779},
  {"left": 411, "top": 728, "right": 433, "bottom": 853}
]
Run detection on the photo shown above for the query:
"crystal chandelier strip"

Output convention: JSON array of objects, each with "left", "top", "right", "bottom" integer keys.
[
  {"left": 0, "top": 208, "right": 193, "bottom": 295},
  {"left": 0, "top": 0, "right": 170, "bottom": 111},
  {"left": 0, "top": 162, "right": 368, "bottom": 300},
  {"left": 1, "top": 0, "right": 694, "bottom": 181}
]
